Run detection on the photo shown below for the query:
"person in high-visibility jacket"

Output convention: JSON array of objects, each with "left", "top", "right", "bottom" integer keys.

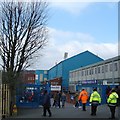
[
  {"left": 78, "top": 89, "right": 88, "bottom": 111},
  {"left": 89, "top": 88, "right": 101, "bottom": 116},
  {"left": 107, "top": 88, "right": 119, "bottom": 119}
]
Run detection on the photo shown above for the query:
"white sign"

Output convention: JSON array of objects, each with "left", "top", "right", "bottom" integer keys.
[
  {"left": 51, "top": 85, "right": 61, "bottom": 91},
  {"left": 103, "top": 80, "right": 107, "bottom": 85},
  {"left": 35, "top": 75, "right": 38, "bottom": 80}
]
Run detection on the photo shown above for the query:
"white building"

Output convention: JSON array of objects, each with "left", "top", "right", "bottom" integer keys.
[{"left": 69, "top": 55, "right": 120, "bottom": 92}]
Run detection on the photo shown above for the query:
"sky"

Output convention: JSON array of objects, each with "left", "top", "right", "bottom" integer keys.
[
  {"left": 0, "top": 0, "right": 119, "bottom": 70},
  {"left": 27, "top": 1, "right": 118, "bottom": 70}
]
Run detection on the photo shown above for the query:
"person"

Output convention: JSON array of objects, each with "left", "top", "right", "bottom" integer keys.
[
  {"left": 42, "top": 90, "right": 52, "bottom": 117},
  {"left": 57, "top": 91, "right": 61, "bottom": 108},
  {"left": 61, "top": 92, "right": 66, "bottom": 108},
  {"left": 107, "top": 88, "right": 119, "bottom": 119},
  {"left": 74, "top": 91, "right": 79, "bottom": 108},
  {"left": 52, "top": 92, "right": 58, "bottom": 108},
  {"left": 89, "top": 88, "right": 101, "bottom": 116},
  {"left": 78, "top": 89, "right": 88, "bottom": 111},
  {"left": 70, "top": 95, "right": 74, "bottom": 103}
]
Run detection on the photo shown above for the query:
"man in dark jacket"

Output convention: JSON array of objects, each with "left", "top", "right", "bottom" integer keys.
[
  {"left": 57, "top": 91, "right": 61, "bottom": 108},
  {"left": 42, "top": 90, "right": 52, "bottom": 117}
]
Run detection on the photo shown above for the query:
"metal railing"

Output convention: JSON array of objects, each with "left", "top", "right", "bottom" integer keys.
[{"left": 0, "top": 84, "right": 10, "bottom": 118}]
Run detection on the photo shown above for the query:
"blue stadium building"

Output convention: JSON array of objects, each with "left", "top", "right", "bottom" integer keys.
[{"left": 48, "top": 50, "right": 104, "bottom": 92}]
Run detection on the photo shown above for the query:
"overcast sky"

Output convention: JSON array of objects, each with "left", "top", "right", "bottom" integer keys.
[
  {"left": 0, "top": 0, "right": 119, "bottom": 70},
  {"left": 27, "top": 1, "right": 118, "bottom": 70}
]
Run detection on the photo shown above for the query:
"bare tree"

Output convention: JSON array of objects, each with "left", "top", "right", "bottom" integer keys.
[{"left": 0, "top": 1, "right": 49, "bottom": 115}]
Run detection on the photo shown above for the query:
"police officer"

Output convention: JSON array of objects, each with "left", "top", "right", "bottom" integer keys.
[
  {"left": 89, "top": 88, "right": 101, "bottom": 116},
  {"left": 107, "top": 88, "right": 119, "bottom": 119}
]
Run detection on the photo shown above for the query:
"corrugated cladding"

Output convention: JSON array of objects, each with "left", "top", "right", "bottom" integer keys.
[{"left": 48, "top": 62, "right": 62, "bottom": 80}]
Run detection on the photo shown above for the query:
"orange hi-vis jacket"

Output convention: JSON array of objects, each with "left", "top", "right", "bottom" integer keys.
[{"left": 78, "top": 90, "right": 88, "bottom": 103}]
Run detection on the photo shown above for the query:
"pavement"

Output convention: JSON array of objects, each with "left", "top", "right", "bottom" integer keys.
[{"left": 2, "top": 99, "right": 120, "bottom": 120}]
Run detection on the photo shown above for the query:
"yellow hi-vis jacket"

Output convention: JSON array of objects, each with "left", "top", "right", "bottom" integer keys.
[
  {"left": 107, "top": 92, "right": 118, "bottom": 104},
  {"left": 89, "top": 91, "right": 101, "bottom": 103}
]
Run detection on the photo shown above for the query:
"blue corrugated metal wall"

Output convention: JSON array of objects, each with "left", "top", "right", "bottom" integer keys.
[
  {"left": 48, "top": 62, "right": 63, "bottom": 80},
  {"left": 48, "top": 51, "right": 104, "bottom": 91}
]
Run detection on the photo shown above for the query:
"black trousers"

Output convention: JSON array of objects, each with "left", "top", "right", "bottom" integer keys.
[
  {"left": 52, "top": 100, "right": 57, "bottom": 107},
  {"left": 91, "top": 105, "right": 98, "bottom": 115},
  {"left": 58, "top": 100, "right": 61, "bottom": 108},
  {"left": 109, "top": 106, "right": 116, "bottom": 118},
  {"left": 43, "top": 106, "right": 51, "bottom": 116},
  {"left": 82, "top": 103, "right": 86, "bottom": 111},
  {"left": 75, "top": 101, "right": 79, "bottom": 107}
]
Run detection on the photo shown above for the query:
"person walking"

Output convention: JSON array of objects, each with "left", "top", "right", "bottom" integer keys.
[
  {"left": 61, "top": 92, "right": 66, "bottom": 108},
  {"left": 74, "top": 91, "right": 79, "bottom": 108},
  {"left": 107, "top": 88, "right": 119, "bottom": 119},
  {"left": 52, "top": 92, "right": 58, "bottom": 108},
  {"left": 42, "top": 90, "right": 52, "bottom": 117},
  {"left": 78, "top": 89, "right": 88, "bottom": 111},
  {"left": 89, "top": 88, "right": 101, "bottom": 116},
  {"left": 57, "top": 91, "right": 61, "bottom": 108}
]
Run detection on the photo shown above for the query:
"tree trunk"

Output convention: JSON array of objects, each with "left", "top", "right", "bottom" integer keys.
[{"left": 9, "top": 87, "right": 16, "bottom": 116}]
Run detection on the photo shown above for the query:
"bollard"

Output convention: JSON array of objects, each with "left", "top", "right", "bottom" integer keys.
[{"left": 12, "top": 104, "right": 17, "bottom": 116}]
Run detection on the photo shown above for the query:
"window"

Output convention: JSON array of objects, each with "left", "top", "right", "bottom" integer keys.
[
  {"left": 87, "top": 70, "right": 88, "bottom": 75},
  {"left": 76, "top": 71, "right": 79, "bottom": 80},
  {"left": 109, "top": 64, "right": 112, "bottom": 71},
  {"left": 73, "top": 72, "right": 75, "bottom": 79},
  {"left": 28, "top": 77, "right": 34, "bottom": 81},
  {"left": 78, "top": 70, "right": 81, "bottom": 78},
  {"left": 114, "top": 63, "right": 118, "bottom": 71},
  {"left": 89, "top": 69, "right": 91, "bottom": 75},
  {"left": 75, "top": 71, "right": 77, "bottom": 78},
  {"left": 85, "top": 70, "right": 87, "bottom": 76},
  {"left": 95, "top": 68, "right": 97, "bottom": 74},
  {"left": 91, "top": 68, "right": 94, "bottom": 74},
  {"left": 98, "top": 67, "right": 101, "bottom": 73},
  {"left": 82, "top": 70, "right": 84, "bottom": 76},
  {"left": 40, "top": 74, "right": 43, "bottom": 81},
  {"left": 105, "top": 65, "right": 108, "bottom": 72},
  {"left": 102, "top": 66, "right": 104, "bottom": 73}
]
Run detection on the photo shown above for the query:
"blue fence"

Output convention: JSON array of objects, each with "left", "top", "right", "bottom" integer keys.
[
  {"left": 76, "top": 84, "right": 117, "bottom": 105},
  {"left": 16, "top": 84, "right": 47, "bottom": 108}
]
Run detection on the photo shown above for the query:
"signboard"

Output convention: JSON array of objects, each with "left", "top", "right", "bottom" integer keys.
[
  {"left": 51, "top": 85, "right": 61, "bottom": 91},
  {"left": 81, "top": 80, "right": 97, "bottom": 84},
  {"left": 103, "top": 80, "right": 107, "bottom": 85}
]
